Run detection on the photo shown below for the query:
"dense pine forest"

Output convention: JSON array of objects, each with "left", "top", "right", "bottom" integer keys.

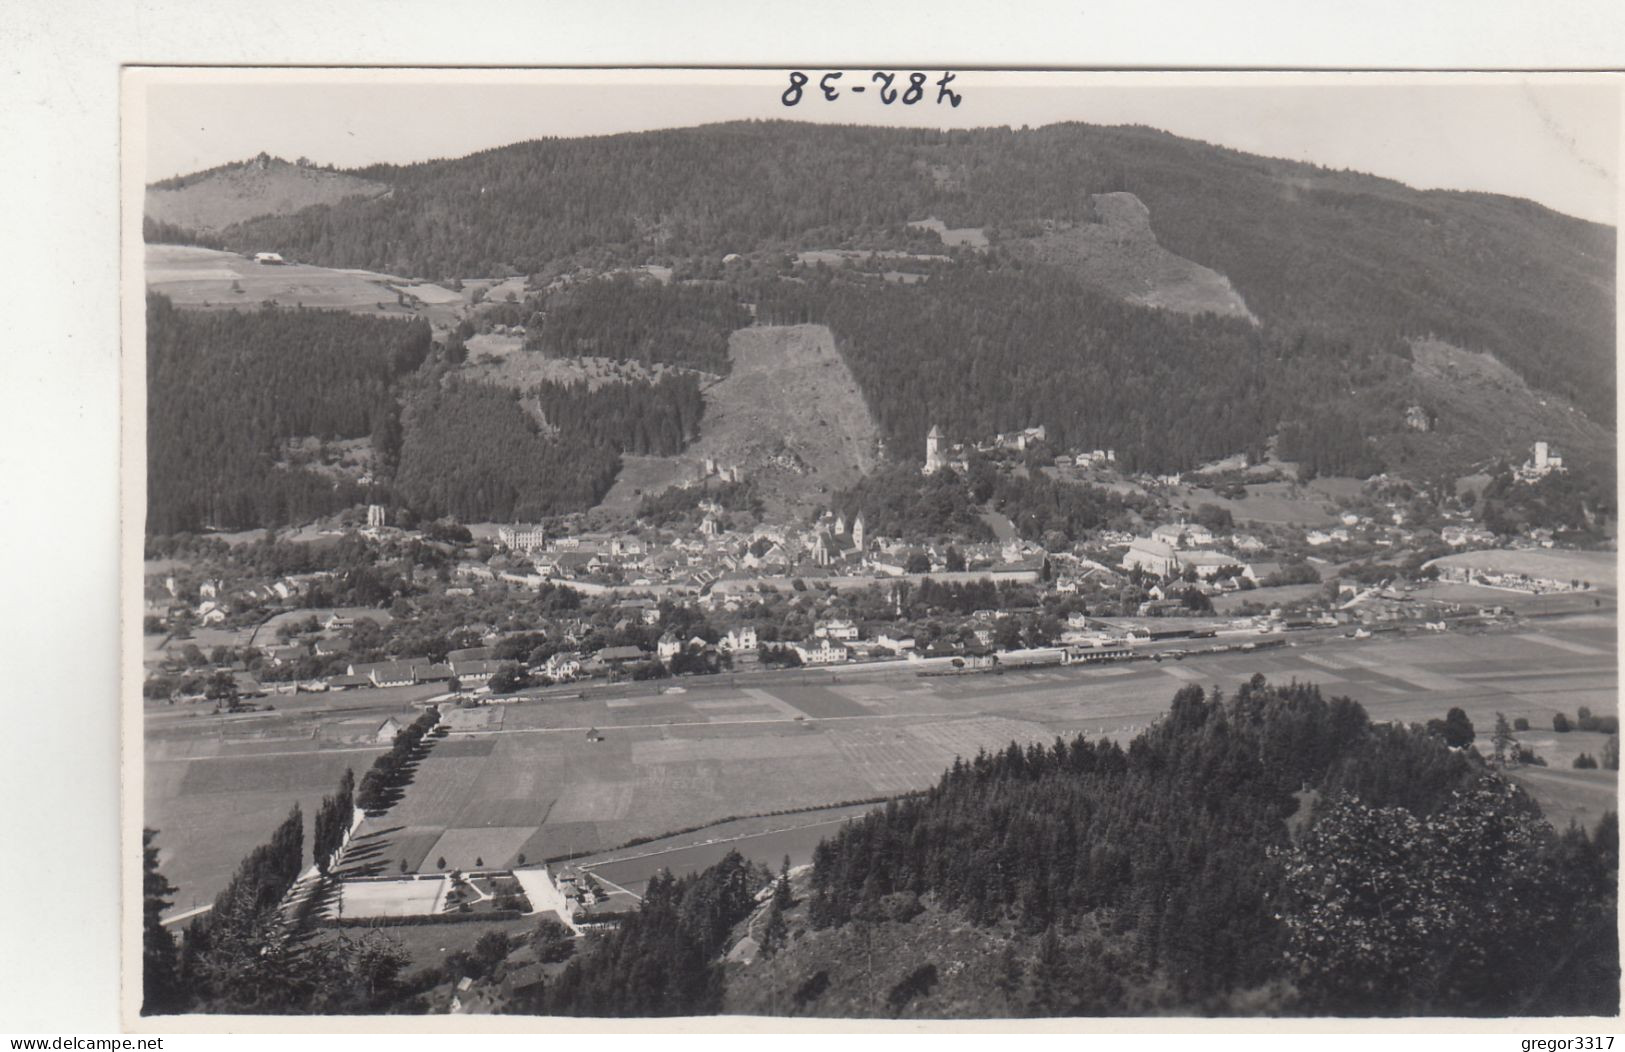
[
  {"left": 530, "top": 276, "right": 751, "bottom": 374},
  {"left": 393, "top": 382, "right": 622, "bottom": 522},
  {"left": 145, "top": 294, "right": 431, "bottom": 534},
  {"left": 529, "top": 373, "right": 706, "bottom": 457},
  {"left": 202, "top": 122, "right": 1614, "bottom": 426}
]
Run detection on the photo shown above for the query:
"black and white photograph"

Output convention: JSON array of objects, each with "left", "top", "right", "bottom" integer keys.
[{"left": 124, "top": 68, "right": 1619, "bottom": 1025}]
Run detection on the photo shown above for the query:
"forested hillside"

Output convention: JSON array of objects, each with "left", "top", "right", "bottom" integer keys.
[
  {"left": 529, "top": 374, "right": 706, "bottom": 457},
  {"left": 393, "top": 382, "right": 621, "bottom": 522},
  {"left": 531, "top": 276, "right": 751, "bottom": 374},
  {"left": 760, "top": 266, "right": 1409, "bottom": 475},
  {"left": 782, "top": 679, "right": 1617, "bottom": 1016},
  {"left": 146, "top": 294, "right": 430, "bottom": 534},
  {"left": 203, "top": 121, "right": 1614, "bottom": 426}
]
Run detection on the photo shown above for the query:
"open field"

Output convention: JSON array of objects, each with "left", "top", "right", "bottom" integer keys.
[
  {"left": 1171, "top": 478, "right": 1341, "bottom": 527},
  {"left": 147, "top": 743, "right": 389, "bottom": 918},
  {"left": 146, "top": 244, "right": 424, "bottom": 316},
  {"left": 145, "top": 696, "right": 422, "bottom": 919},
  {"left": 150, "top": 611, "right": 1617, "bottom": 918},
  {"left": 1428, "top": 548, "right": 1617, "bottom": 589}
]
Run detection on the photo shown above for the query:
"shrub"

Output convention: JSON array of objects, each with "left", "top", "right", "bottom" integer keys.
[
  {"left": 1574, "top": 753, "right": 1599, "bottom": 770},
  {"left": 1513, "top": 717, "right": 1530, "bottom": 732},
  {"left": 1515, "top": 745, "right": 1546, "bottom": 767},
  {"left": 1553, "top": 713, "right": 1572, "bottom": 733}
]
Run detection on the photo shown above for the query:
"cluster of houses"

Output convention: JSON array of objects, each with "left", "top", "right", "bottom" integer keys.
[
  {"left": 922, "top": 423, "right": 1095, "bottom": 477},
  {"left": 159, "top": 571, "right": 332, "bottom": 626},
  {"left": 470, "top": 503, "right": 1048, "bottom": 599}
]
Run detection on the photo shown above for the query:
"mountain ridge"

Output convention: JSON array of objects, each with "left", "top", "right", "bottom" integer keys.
[{"left": 150, "top": 120, "right": 1614, "bottom": 429}]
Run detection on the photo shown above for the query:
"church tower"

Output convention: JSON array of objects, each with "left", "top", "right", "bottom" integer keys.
[
  {"left": 923, "top": 424, "right": 944, "bottom": 475},
  {"left": 852, "top": 512, "right": 866, "bottom": 551}
]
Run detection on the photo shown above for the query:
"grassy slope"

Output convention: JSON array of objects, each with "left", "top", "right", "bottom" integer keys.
[
  {"left": 146, "top": 157, "right": 388, "bottom": 233},
  {"left": 1374, "top": 338, "right": 1617, "bottom": 480},
  {"left": 1007, "top": 192, "right": 1256, "bottom": 321}
]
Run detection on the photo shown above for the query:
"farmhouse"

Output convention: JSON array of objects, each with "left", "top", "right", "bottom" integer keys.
[{"left": 253, "top": 251, "right": 286, "bottom": 265}]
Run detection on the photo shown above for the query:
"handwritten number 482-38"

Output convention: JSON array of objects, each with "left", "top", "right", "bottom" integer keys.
[{"left": 783, "top": 71, "right": 962, "bottom": 107}]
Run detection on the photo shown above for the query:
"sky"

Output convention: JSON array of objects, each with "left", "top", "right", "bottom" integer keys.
[{"left": 140, "top": 70, "right": 1621, "bottom": 224}]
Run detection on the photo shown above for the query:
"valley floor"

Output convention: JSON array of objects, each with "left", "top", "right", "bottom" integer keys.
[{"left": 147, "top": 610, "right": 1618, "bottom": 926}]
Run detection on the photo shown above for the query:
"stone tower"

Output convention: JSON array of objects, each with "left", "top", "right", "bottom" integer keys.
[{"left": 924, "top": 424, "right": 945, "bottom": 475}]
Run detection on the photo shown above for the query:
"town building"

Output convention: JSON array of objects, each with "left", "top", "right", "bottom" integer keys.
[
  {"left": 498, "top": 525, "right": 548, "bottom": 552},
  {"left": 1122, "top": 538, "right": 1179, "bottom": 577},
  {"left": 722, "top": 625, "right": 758, "bottom": 652},
  {"left": 1150, "top": 522, "right": 1214, "bottom": 549}
]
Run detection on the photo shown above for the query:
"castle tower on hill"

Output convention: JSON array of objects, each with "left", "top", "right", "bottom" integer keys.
[{"left": 924, "top": 424, "right": 945, "bottom": 475}]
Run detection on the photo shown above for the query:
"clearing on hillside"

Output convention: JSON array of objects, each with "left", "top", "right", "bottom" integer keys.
[
  {"left": 1007, "top": 193, "right": 1256, "bottom": 321},
  {"left": 1379, "top": 338, "right": 1616, "bottom": 479},
  {"left": 146, "top": 244, "right": 426, "bottom": 317},
  {"left": 145, "top": 155, "right": 389, "bottom": 233},
  {"left": 596, "top": 324, "right": 881, "bottom": 518}
]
